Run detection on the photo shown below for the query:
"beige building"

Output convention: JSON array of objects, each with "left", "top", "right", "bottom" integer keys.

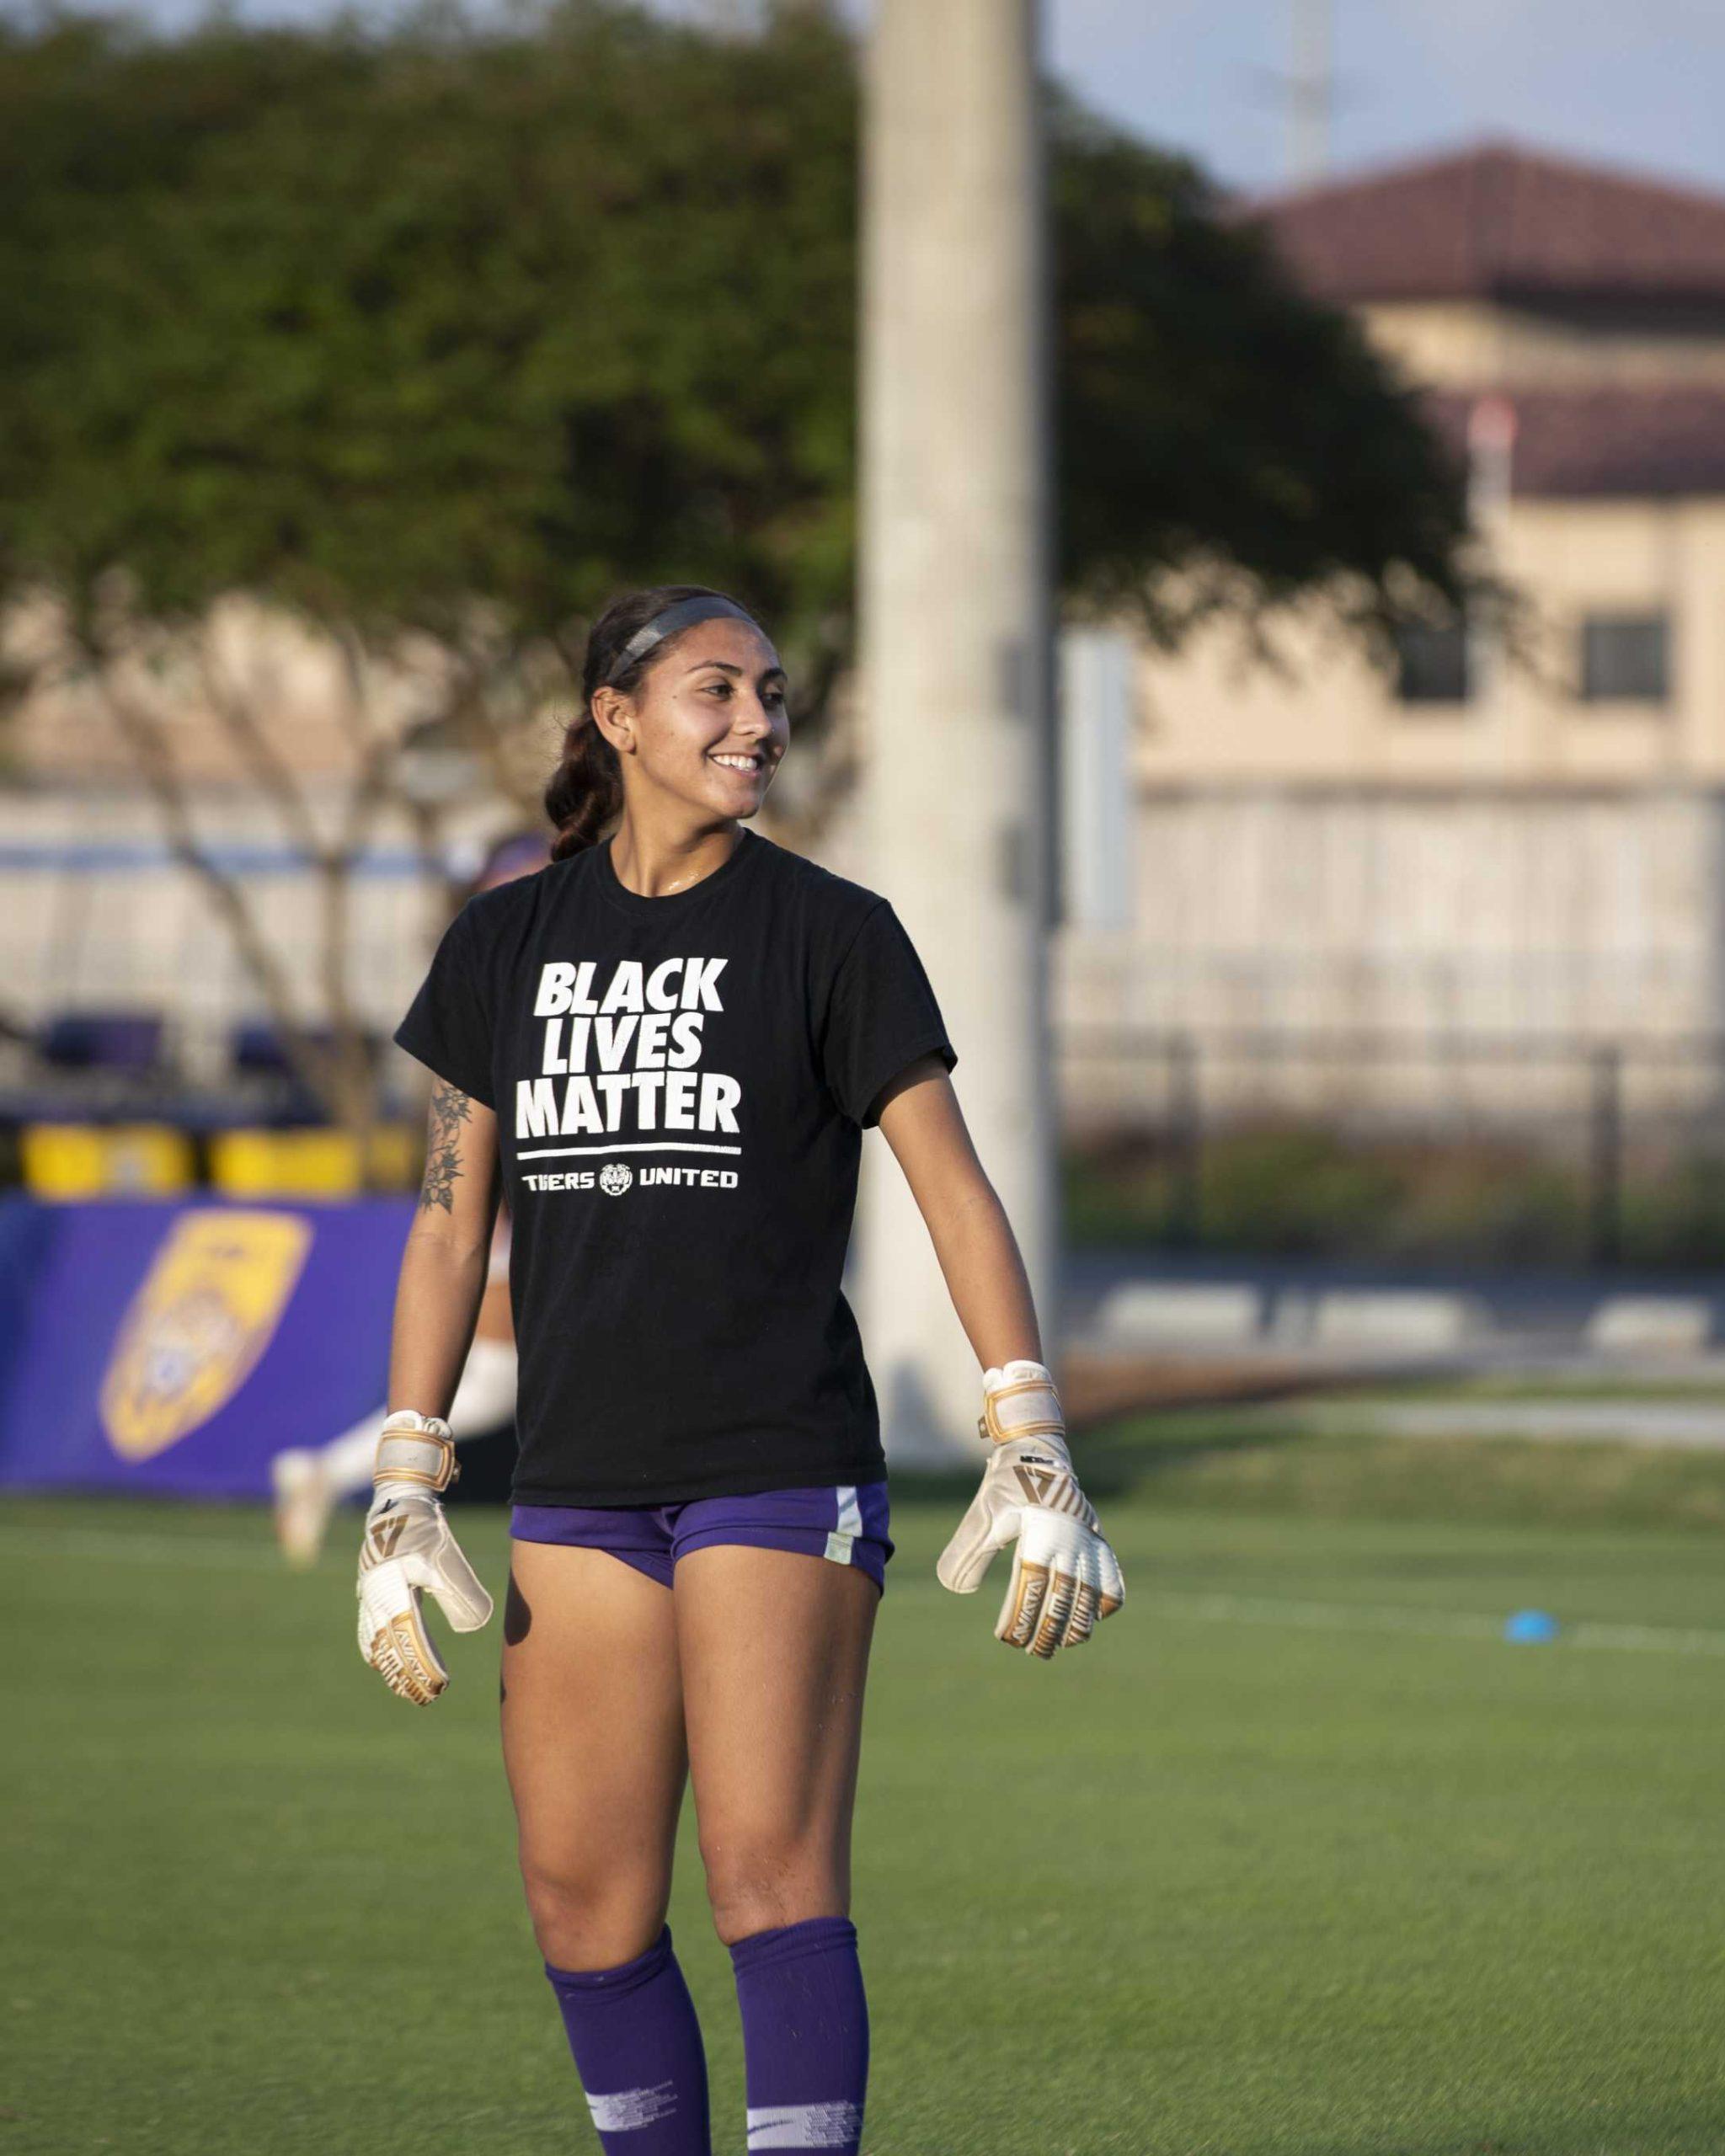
[{"left": 1061, "top": 141, "right": 1725, "bottom": 1131}]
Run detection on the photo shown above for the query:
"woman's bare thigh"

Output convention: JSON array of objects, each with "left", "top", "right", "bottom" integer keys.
[
  {"left": 501, "top": 1540, "right": 687, "bottom": 1971},
  {"left": 675, "top": 1547, "right": 879, "bottom": 1946}
]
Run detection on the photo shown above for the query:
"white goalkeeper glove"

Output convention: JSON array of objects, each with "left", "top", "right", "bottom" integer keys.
[
  {"left": 355, "top": 1410, "right": 494, "bottom": 1705},
  {"left": 936, "top": 1359, "right": 1124, "bottom": 1658}
]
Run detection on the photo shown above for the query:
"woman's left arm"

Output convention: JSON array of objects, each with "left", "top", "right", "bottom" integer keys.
[
  {"left": 874, "top": 1054, "right": 1126, "bottom": 1656},
  {"left": 872, "top": 1054, "right": 1041, "bottom": 1373}
]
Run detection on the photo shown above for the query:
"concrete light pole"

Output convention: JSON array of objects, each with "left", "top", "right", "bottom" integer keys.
[
  {"left": 1289, "top": 0, "right": 1334, "bottom": 186},
  {"left": 857, "top": 0, "right": 1056, "bottom": 1465}
]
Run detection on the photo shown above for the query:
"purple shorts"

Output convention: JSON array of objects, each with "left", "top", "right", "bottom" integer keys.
[{"left": 510, "top": 1481, "right": 895, "bottom": 1596}]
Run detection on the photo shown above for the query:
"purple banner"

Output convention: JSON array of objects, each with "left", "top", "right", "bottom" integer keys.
[{"left": 0, "top": 1196, "right": 414, "bottom": 1497}]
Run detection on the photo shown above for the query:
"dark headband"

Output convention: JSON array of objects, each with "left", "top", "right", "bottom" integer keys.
[{"left": 605, "top": 595, "right": 758, "bottom": 685}]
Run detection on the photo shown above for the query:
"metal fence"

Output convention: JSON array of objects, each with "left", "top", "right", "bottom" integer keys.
[{"left": 1059, "top": 1023, "right": 1725, "bottom": 1267}]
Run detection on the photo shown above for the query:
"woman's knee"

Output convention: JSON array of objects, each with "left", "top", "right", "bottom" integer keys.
[
  {"left": 699, "top": 1826, "right": 846, "bottom": 1947},
  {"left": 519, "top": 1848, "right": 670, "bottom": 1969}
]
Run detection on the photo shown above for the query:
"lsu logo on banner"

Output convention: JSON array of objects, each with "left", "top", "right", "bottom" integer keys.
[{"left": 100, "top": 1209, "right": 313, "bottom": 1461}]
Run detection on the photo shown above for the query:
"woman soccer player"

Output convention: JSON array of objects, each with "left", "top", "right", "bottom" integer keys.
[{"left": 359, "top": 585, "right": 1124, "bottom": 2156}]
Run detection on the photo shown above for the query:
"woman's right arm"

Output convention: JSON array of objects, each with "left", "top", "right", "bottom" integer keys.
[
  {"left": 387, "top": 1080, "right": 503, "bottom": 1417},
  {"left": 356, "top": 1079, "right": 502, "bottom": 1706}
]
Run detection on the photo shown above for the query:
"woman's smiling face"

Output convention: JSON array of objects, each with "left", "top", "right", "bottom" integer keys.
[{"left": 596, "top": 616, "right": 789, "bottom": 822}]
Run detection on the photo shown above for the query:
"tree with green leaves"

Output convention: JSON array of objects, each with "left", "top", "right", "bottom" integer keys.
[{"left": 0, "top": 0, "right": 1481, "bottom": 1151}]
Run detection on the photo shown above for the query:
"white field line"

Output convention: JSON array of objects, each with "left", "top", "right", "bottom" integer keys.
[
  {"left": 0, "top": 1524, "right": 289, "bottom": 1572},
  {"left": 1143, "top": 1589, "right": 1725, "bottom": 1658},
  {"left": 2, "top": 1526, "right": 1722, "bottom": 1657}
]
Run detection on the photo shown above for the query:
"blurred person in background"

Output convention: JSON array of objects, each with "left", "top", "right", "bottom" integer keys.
[
  {"left": 269, "top": 830, "right": 549, "bottom": 1566},
  {"left": 355, "top": 586, "right": 1124, "bottom": 2156}
]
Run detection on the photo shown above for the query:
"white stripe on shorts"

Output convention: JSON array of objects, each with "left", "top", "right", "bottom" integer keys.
[
  {"left": 824, "top": 1483, "right": 862, "bottom": 1566},
  {"left": 746, "top": 2099, "right": 862, "bottom": 2148}
]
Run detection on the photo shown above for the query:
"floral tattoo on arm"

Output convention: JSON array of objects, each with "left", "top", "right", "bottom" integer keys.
[{"left": 420, "top": 1082, "right": 472, "bottom": 1213}]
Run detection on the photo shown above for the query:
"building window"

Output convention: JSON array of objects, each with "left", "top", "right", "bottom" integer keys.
[
  {"left": 1393, "top": 619, "right": 1469, "bottom": 704},
  {"left": 1580, "top": 613, "right": 1669, "bottom": 702}
]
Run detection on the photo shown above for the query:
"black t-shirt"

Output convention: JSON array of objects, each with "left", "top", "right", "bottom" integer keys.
[{"left": 392, "top": 826, "right": 957, "bottom": 1505}]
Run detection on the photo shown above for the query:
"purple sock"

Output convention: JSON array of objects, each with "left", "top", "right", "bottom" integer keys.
[
  {"left": 545, "top": 1924, "right": 711, "bottom": 2153},
  {"left": 728, "top": 1915, "right": 868, "bottom": 2154}
]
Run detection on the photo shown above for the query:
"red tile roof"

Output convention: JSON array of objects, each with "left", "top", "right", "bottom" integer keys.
[
  {"left": 1231, "top": 139, "right": 1725, "bottom": 303},
  {"left": 1421, "top": 386, "right": 1725, "bottom": 498}
]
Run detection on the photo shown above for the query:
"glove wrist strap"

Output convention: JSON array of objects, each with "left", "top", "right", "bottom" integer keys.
[
  {"left": 373, "top": 1412, "right": 457, "bottom": 1494},
  {"left": 977, "top": 1363, "right": 1065, "bottom": 1448}
]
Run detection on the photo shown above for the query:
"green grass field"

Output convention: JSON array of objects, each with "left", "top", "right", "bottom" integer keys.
[{"left": 3, "top": 1465, "right": 1723, "bottom": 2155}]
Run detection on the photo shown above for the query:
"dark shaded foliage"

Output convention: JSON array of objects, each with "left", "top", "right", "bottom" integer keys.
[{"left": 0, "top": 3, "right": 1471, "bottom": 666}]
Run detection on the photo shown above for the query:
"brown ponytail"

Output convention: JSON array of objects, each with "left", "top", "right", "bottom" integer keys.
[
  {"left": 543, "top": 711, "right": 622, "bottom": 862},
  {"left": 545, "top": 584, "right": 756, "bottom": 862}
]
